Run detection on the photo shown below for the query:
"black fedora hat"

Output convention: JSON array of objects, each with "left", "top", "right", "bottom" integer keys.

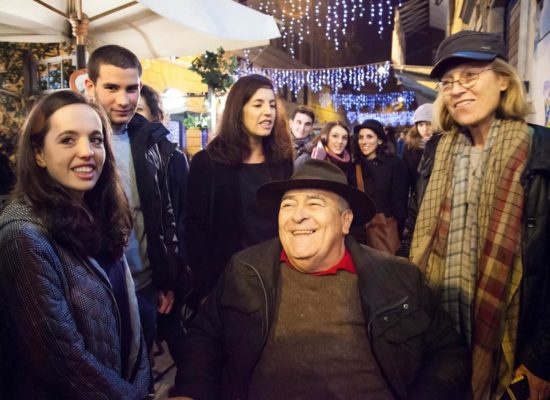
[
  {"left": 257, "top": 159, "right": 376, "bottom": 225},
  {"left": 430, "top": 30, "right": 507, "bottom": 79}
]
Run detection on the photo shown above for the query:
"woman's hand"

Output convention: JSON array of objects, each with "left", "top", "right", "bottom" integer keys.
[{"left": 515, "top": 364, "right": 550, "bottom": 400}]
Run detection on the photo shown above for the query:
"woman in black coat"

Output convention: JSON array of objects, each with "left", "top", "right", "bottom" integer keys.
[
  {"left": 184, "top": 74, "right": 294, "bottom": 298},
  {"left": 348, "top": 119, "right": 408, "bottom": 254}
]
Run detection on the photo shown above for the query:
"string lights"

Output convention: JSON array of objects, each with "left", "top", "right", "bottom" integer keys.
[
  {"left": 332, "top": 90, "right": 415, "bottom": 113},
  {"left": 236, "top": 61, "right": 391, "bottom": 95},
  {"left": 252, "top": 0, "right": 400, "bottom": 56},
  {"left": 348, "top": 111, "right": 415, "bottom": 126}
]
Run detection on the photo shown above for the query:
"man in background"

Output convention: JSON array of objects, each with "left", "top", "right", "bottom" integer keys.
[{"left": 289, "top": 105, "right": 315, "bottom": 159}]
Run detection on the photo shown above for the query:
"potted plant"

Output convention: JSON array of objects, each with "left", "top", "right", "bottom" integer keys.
[
  {"left": 183, "top": 113, "right": 211, "bottom": 155},
  {"left": 182, "top": 113, "right": 210, "bottom": 130}
]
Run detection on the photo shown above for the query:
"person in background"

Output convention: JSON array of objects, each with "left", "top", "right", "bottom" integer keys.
[
  {"left": 85, "top": 45, "right": 181, "bottom": 356},
  {"left": 0, "top": 91, "right": 150, "bottom": 399},
  {"left": 184, "top": 74, "right": 294, "bottom": 299},
  {"left": 410, "top": 30, "right": 550, "bottom": 399},
  {"left": 384, "top": 125, "right": 397, "bottom": 156},
  {"left": 138, "top": 84, "right": 190, "bottom": 367},
  {"left": 402, "top": 103, "right": 434, "bottom": 194},
  {"left": 137, "top": 84, "right": 166, "bottom": 124},
  {"left": 348, "top": 119, "right": 408, "bottom": 254},
  {"left": 170, "top": 159, "right": 471, "bottom": 400},
  {"left": 289, "top": 105, "right": 315, "bottom": 159},
  {"left": 395, "top": 126, "right": 407, "bottom": 159},
  {"left": 295, "top": 120, "right": 352, "bottom": 174}
]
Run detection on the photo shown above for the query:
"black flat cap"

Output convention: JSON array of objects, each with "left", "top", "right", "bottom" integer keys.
[{"left": 431, "top": 30, "right": 507, "bottom": 79}]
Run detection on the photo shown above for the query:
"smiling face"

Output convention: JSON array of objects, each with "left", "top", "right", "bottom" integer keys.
[
  {"left": 326, "top": 125, "right": 349, "bottom": 156},
  {"left": 85, "top": 64, "right": 141, "bottom": 132},
  {"left": 242, "top": 87, "right": 276, "bottom": 142},
  {"left": 357, "top": 128, "right": 381, "bottom": 160},
  {"left": 290, "top": 112, "right": 314, "bottom": 139},
  {"left": 441, "top": 61, "right": 509, "bottom": 139},
  {"left": 34, "top": 103, "right": 105, "bottom": 200},
  {"left": 278, "top": 189, "right": 353, "bottom": 273}
]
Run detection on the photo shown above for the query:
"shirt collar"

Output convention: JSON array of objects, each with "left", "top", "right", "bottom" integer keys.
[{"left": 280, "top": 248, "right": 356, "bottom": 276}]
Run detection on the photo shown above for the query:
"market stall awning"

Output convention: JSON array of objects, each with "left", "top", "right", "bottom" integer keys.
[
  {"left": 0, "top": 0, "right": 280, "bottom": 58},
  {"left": 393, "top": 64, "right": 438, "bottom": 101}
]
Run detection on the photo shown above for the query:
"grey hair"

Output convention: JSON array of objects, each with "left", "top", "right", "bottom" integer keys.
[{"left": 336, "top": 195, "right": 351, "bottom": 213}]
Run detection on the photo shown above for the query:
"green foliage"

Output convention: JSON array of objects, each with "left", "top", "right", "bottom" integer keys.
[
  {"left": 183, "top": 113, "right": 210, "bottom": 129},
  {"left": 189, "top": 47, "right": 238, "bottom": 95},
  {"left": 0, "top": 42, "right": 66, "bottom": 158}
]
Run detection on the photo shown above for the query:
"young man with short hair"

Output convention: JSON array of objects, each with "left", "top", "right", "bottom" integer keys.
[
  {"left": 289, "top": 105, "right": 315, "bottom": 158},
  {"left": 85, "top": 45, "right": 180, "bottom": 353}
]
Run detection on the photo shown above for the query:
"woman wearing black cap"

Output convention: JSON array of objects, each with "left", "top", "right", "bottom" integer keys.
[
  {"left": 348, "top": 119, "right": 408, "bottom": 254},
  {"left": 410, "top": 30, "right": 550, "bottom": 400}
]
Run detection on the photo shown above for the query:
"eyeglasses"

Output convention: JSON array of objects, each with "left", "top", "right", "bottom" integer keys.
[{"left": 437, "top": 68, "right": 493, "bottom": 93}]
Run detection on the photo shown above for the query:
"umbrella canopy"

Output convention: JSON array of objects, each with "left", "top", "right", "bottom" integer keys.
[{"left": 0, "top": 0, "right": 280, "bottom": 59}]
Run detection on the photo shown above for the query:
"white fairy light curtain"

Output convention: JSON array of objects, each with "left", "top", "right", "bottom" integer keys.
[
  {"left": 348, "top": 110, "right": 414, "bottom": 126},
  {"left": 332, "top": 90, "right": 415, "bottom": 113},
  {"left": 236, "top": 61, "right": 391, "bottom": 95},
  {"left": 253, "top": 0, "right": 401, "bottom": 56}
]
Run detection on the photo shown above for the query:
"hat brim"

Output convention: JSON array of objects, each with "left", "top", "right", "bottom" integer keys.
[
  {"left": 257, "top": 178, "right": 376, "bottom": 226},
  {"left": 430, "top": 51, "right": 498, "bottom": 78}
]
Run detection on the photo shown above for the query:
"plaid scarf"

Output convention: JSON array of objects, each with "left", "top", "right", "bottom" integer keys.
[{"left": 410, "top": 119, "right": 529, "bottom": 399}]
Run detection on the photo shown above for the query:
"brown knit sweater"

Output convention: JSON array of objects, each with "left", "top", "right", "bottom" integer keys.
[{"left": 248, "top": 264, "right": 395, "bottom": 399}]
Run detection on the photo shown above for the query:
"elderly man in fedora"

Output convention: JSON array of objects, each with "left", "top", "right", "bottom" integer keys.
[{"left": 170, "top": 159, "right": 470, "bottom": 400}]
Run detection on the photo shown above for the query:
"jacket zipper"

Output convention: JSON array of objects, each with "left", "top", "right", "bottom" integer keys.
[{"left": 244, "top": 263, "right": 270, "bottom": 345}]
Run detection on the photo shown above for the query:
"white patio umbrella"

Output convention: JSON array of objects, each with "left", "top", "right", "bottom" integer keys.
[{"left": 0, "top": 0, "right": 280, "bottom": 67}]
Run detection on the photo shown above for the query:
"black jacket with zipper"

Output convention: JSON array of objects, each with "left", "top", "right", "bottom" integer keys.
[
  {"left": 127, "top": 114, "right": 180, "bottom": 292},
  {"left": 174, "top": 236, "right": 471, "bottom": 400}
]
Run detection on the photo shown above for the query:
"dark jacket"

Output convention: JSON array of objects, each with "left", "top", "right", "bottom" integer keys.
[
  {"left": 127, "top": 114, "right": 180, "bottom": 292},
  {"left": 398, "top": 125, "right": 550, "bottom": 381},
  {"left": 184, "top": 150, "right": 293, "bottom": 297},
  {"left": 174, "top": 237, "right": 471, "bottom": 400},
  {"left": 397, "top": 135, "right": 442, "bottom": 257},
  {"left": 0, "top": 200, "right": 150, "bottom": 399},
  {"left": 154, "top": 130, "right": 190, "bottom": 267},
  {"left": 348, "top": 154, "right": 409, "bottom": 234},
  {"left": 516, "top": 124, "right": 550, "bottom": 381},
  {"left": 402, "top": 145, "right": 424, "bottom": 194}
]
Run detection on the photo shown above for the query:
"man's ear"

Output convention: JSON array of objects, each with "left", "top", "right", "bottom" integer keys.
[
  {"left": 342, "top": 209, "right": 353, "bottom": 235},
  {"left": 35, "top": 149, "right": 46, "bottom": 168},
  {"left": 84, "top": 78, "right": 95, "bottom": 100}
]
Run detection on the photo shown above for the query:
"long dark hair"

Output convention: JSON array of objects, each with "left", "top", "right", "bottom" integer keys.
[
  {"left": 207, "top": 74, "right": 293, "bottom": 165},
  {"left": 13, "top": 90, "right": 132, "bottom": 260}
]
